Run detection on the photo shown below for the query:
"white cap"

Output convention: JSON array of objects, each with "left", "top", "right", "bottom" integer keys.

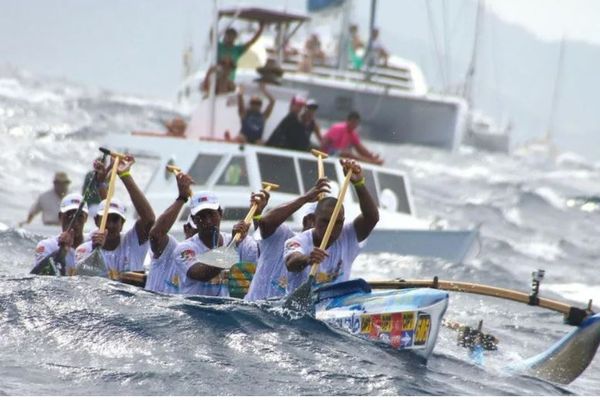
[
  {"left": 189, "top": 191, "right": 220, "bottom": 216},
  {"left": 299, "top": 202, "right": 318, "bottom": 219},
  {"left": 96, "top": 198, "right": 127, "bottom": 220},
  {"left": 60, "top": 193, "right": 88, "bottom": 214},
  {"left": 185, "top": 214, "right": 197, "bottom": 229}
]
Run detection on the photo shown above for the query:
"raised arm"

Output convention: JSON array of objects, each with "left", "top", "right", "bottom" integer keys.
[
  {"left": 243, "top": 22, "right": 264, "bottom": 52},
  {"left": 149, "top": 173, "right": 194, "bottom": 256},
  {"left": 341, "top": 159, "right": 379, "bottom": 242},
  {"left": 260, "top": 83, "right": 275, "bottom": 120},
  {"left": 237, "top": 85, "right": 246, "bottom": 118},
  {"left": 116, "top": 156, "right": 156, "bottom": 244},
  {"left": 259, "top": 177, "right": 330, "bottom": 239}
]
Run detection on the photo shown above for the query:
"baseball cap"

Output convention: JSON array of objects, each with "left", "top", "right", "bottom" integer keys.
[
  {"left": 96, "top": 198, "right": 127, "bottom": 220},
  {"left": 54, "top": 172, "right": 71, "bottom": 184},
  {"left": 291, "top": 95, "right": 307, "bottom": 106},
  {"left": 60, "top": 193, "right": 88, "bottom": 214},
  {"left": 189, "top": 191, "right": 220, "bottom": 216},
  {"left": 185, "top": 214, "right": 197, "bottom": 229},
  {"left": 306, "top": 99, "right": 319, "bottom": 109},
  {"left": 299, "top": 202, "right": 318, "bottom": 219}
]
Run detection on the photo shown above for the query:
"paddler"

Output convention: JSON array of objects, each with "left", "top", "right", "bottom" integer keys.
[
  {"left": 172, "top": 191, "right": 258, "bottom": 296},
  {"left": 145, "top": 172, "right": 196, "bottom": 294},
  {"left": 284, "top": 159, "right": 379, "bottom": 292},
  {"left": 245, "top": 178, "right": 330, "bottom": 301},
  {"left": 31, "top": 193, "right": 89, "bottom": 276},
  {"left": 75, "top": 155, "right": 155, "bottom": 279}
]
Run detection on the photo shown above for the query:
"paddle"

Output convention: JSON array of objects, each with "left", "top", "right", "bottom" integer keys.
[
  {"left": 367, "top": 277, "right": 595, "bottom": 326},
  {"left": 166, "top": 164, "right": 193, "bottom": 197},
  {"left": 192, "top": 181, "right": 279, "bottom": 270},
  {"left": 75, "top": 150, "right": 124, "bottom": 276},
  {"left": 311, "top": 149, "right": 328, "bottom": 200},
  {"left": 283, "top": 168, "right": 354, "bottom": 314}
]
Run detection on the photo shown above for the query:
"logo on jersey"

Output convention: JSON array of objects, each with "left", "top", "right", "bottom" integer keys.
[{"left": 180, "top": 249, "right": 196, "bottom": 262}]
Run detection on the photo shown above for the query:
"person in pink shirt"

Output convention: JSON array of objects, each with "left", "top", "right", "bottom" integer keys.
[{"left": 321, "top": 111, "right": 383, "bottom": 165}]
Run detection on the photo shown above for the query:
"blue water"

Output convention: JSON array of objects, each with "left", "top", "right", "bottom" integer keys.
[{"left": 0, "top": 67, "right": 599, "bottom": 395}]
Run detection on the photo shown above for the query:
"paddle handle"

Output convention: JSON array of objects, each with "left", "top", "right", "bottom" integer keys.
[
  {"left": 230, "top": 182, "right": 277, "bottom": 243},
  {"left": 99, "top": 156, "right": 121, "bottom": 233},
  {"left": 309, "top": 169, "right": 353, "bottom": 277},
  {"left": 166, "top": 164, "right": 192, "bottom": 196},
  {"left": 311, "top": 149, "right": 328, "bottom": 200}
]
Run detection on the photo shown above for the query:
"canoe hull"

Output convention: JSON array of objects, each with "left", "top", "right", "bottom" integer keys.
[{"left": 316, "top": 287, "right": 449, "bottom": 360}]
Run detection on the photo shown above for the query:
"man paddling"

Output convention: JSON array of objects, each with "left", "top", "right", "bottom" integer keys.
[
  {"left": 245, "top": 178, "right": 330, "bottom": 301},
  {"left": 75, "top": 155, "right": 155, "bottom": 279},
  {"left": 145, "top": 172, "right": 196, "bottom": 294},
  {"left": 284, "top": 159, "right": 379, "bottom": 292},
  {"left": 31, "top": 193, "right": 89, "bottom": 276},
  {"left": 172, "top": 191, "right": 258, "bottom": 296}
]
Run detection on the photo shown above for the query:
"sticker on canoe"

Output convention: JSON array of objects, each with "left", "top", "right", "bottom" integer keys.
[{"left": 414, "top": 312, "right": 431, "bottom": 346}]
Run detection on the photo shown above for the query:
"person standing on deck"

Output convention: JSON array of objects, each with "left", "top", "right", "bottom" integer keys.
[
  {"left": 237, "top": 82, "right": 275, "bottom": 144},
  {"left": 172, "top": 191, "right": 258, "bottom": 297},
  {"left": 245, "top": 178, "right": 330, "bottom": 301},
  {"left": 75, "top": 155, "right": 155, "bottom": 280},
  {"left": 265, "top": 95, "right": 308, "bottom": 151},
  {"left": 284, "top": 159, "right": 379, "bottom": 293},
  {"left": 218, "top": 24, "right": 264, "bottom": 81},
  {"left": 145, "top": 172, "right": 197, "bottom": 294},
  {"left": 20, "top": 172, "right": 71, "bottom": 226},
  {"left": 31, "top": 193, "right": 89, "bottom": 276},
  {"left": 322, "top": 111, "right": 384, "bottom": 165}
]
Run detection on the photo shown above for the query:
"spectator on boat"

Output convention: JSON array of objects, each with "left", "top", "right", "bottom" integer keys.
[
  {"left": 265, "top": 95, "right": 308, "bottom": 151},
  {"left": 201, "top": 57, "right": 237, "bottom": 96},
  {"left": 367, "top": 28, "right": 389, "bottom": 67},
  {"left": 349, "top": 24, "right": 364, "bottom": 70},
  {"left": 172, "top": 191, "right": 258, "bottom": 297},
  {"left": 301, "top": 99, "right": 324, "bottom": 148},
  {"left": 145, "top": 172, "right": 196, "bottom": 294},
  {"left": 322, "top": 111, "right": 383, "bottom": 165},
  {"left": 132, "top": 117, "right": 188, "bottom": 139},
  {"left": 285, "top": 159, "right": 379, "bottom": 293},
  {"left": 245, "top": 178, "right": 330, "bottom": 301},
  {"left": 20, "top": 172, "right": 71, "bottom": 227},
  {"left": 218, "top": 23, "right": 264, "bottom": 81},
  {"left": 300, "top": 33, "right": 326, "bottom": 72},
  {"left": 30, "top": 193, "right": 89, "bottom": 276},
  {"left": 75, "top": 155, "right": 156, "bottom": 280},
  {"left": 237, "top": 82, "right": 275, "bottom": 144}
]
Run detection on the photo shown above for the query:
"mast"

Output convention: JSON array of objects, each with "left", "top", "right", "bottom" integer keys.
[
  {"left": 463, "top": 0, "right": 483, "bottom": 104},
  {"left": 545, "top": 35, "right": 566, "bottom": 142}
]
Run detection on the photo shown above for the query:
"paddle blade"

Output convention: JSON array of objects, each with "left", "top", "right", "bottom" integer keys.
[
  {"left": 193, "top": 245, "right": 239, "bottom": 270},
  {"left": 75, "top": 248, "right": 107, "bottom": 277},
  {"left": 30, "top": 255, "right": 61, "bottom": 276},
  {"left": 283, "top": 276, "right": 316, "bottom": 315}
]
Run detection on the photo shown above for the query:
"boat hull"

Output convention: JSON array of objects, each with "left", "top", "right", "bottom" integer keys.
[{"left": 316, "top": 287, "right": 449, "bottom": 360}]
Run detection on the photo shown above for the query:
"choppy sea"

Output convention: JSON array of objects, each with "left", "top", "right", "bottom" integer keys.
[{"left": 0, "top": 66, "right": 599, "bottom": 395}]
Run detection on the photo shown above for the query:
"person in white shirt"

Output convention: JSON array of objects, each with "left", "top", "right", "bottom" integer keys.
[
  {"left": 245, "top": 178, "right": 330, "bottom": 301},
  {"left": 31, "top": 193, "right": 89, "bottom": 276},
  {"left": 172, "top": 191, "right": 258, "bottom": 297},
  {"left": 21, "top": 172, "right": 71, "bottom": 226},
  {"left": 284, "top": 159, "right": 379, "bottom": 293},
  {"left": 75, "top": 155, "right": 155, "bottom": 280},
  {"left": 145, "top": 172, "right": 196, "bottom": 294}
]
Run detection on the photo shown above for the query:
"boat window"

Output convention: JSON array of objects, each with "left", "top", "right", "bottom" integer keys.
[
  {"left": 377, "top": 172, "right": 411, "bottom": 214},
  {"left": 222, "top": 207, "right": 249, "bottom": 221},
  {"left": 257, "top": 153, "right": 300, "bottom": 194},
  {"left": 298, "top": 159, "right": 339, "bottom": 192},
  {"left": 350, "top": 168, "right": 379, "bottom": 207},
  {"left": 187, "top": 154, "right": 222, "bottom": 185},
  {"left": 216, "top": 156, "right": 249, "bottom": 186}
]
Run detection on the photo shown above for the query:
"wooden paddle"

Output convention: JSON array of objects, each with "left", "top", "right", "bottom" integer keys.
[
  {"left": 283, "top": 169, "right": 353, "bottom": 313},
  {"left": 368, "top": 278, "right": 595, "bottom": 326},
  {"left": 311, "top": 149, "right": 328, "bottom": 200},
  {"left": 166, "top": 164, "right": 193, "bottom": 197},
  {"left": 192, "top": 181, "right": 279, "bottom": 270}
]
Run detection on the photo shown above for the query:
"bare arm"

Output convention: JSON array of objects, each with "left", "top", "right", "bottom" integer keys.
[
  {"left": 117, "top": 156, "right": 156, "bottom": 244},
  {"left": 187, "top": 263, "right": 223, "bottom": 281},
  {"left": 237, "top": 86, "right": 246, "bottom": 118},
  {"left": 313, "top": 121, "right": 323, "bottom": 145},
  {"left": 243, "top": 22, "right": 264, "bottom": 52},
  {"left": 261, "top": 84, "right": 275, "bottom": 120},
  {"left": 285, "top": 252, "right": 310, "bottom": 273},
  {"left": 340, "top": 159, "right": 379, "bottom": 242},
  {"left": 149, "top": 173, "right": 193, "bottom": 256}
]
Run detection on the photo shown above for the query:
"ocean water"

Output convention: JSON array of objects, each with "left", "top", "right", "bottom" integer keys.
[{"left": 0, "top": 67, "right": 599, "bottom": 395}]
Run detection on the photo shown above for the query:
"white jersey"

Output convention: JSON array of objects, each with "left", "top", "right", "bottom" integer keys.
[
  {"left": 145, "top": 235, "right": 180, "bottom": 294},
  {"left": 33, "top": 235, "right": 76, "bottom": 275},
  {"left": 284, "top": 222, "right": 360, "bottom": 294},
  {"left": 75, "top": 227, "right": 149, "bottom": 280},
  {"left": 245, "top": 225, "right": 294, "bottom": 301},
  {"left": 173, "top": 232, "right": 258, "bottom": 297}
]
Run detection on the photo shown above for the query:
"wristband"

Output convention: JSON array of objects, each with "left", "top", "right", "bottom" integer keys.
[
  {"left": 252, "top": 214, "right": 262, "bottom": 221},
  {"left": 176, "top": 195, "right": 189, "bottom": 202},
  {"left": 352, "top": 177, "right": 366, "bottom": 188},
  {"left": 118, "top": 171, "right": 132, "bottom": 179}
]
